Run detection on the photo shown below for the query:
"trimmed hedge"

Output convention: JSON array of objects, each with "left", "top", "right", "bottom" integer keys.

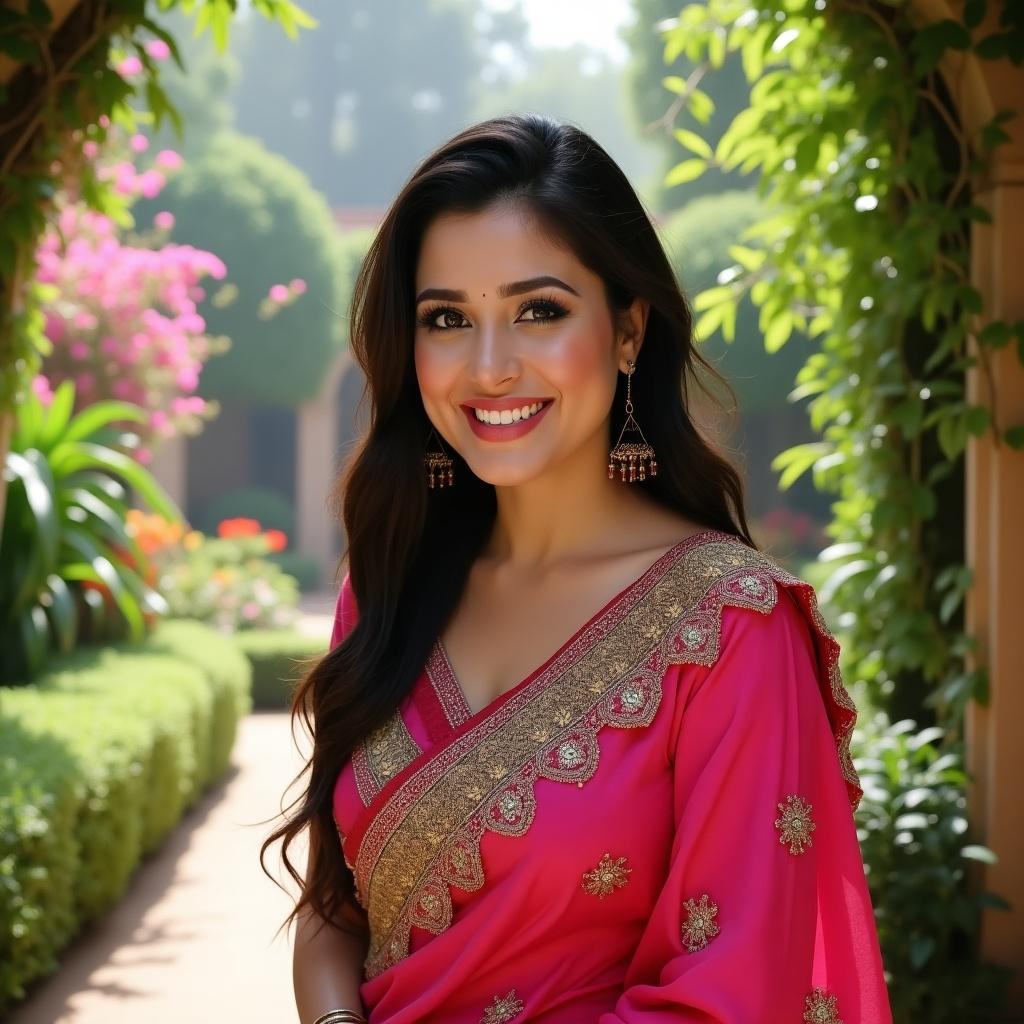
[
  {"left": 231, "top": 627, "right": 327, "bottom": 709},
  {"left": 0, "top": 618, "right": 251, "bottom": 1013}
]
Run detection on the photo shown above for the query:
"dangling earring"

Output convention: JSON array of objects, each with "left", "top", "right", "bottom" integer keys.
[
  {"left": 608, "top": 358, "right": 657, "bottom": 483},
  {"left": 424, "top": 426, "right": 455, "bottom": 489}
]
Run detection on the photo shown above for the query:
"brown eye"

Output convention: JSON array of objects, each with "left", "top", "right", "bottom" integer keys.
[{"left": 516, "top": 297, "right": 569, "bottom": 324}]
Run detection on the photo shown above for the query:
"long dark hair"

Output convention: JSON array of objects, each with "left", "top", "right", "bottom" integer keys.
[{"left": 260, "top": 113, "right": 756, "bottom": 940}]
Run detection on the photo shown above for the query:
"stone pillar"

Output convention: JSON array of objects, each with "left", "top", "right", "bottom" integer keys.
[
  {"left": 295, "top": 349, "right": 352, "bottom": 577},
  {"left": 147, "top": 433, "right": 188, "bottom": 518}
]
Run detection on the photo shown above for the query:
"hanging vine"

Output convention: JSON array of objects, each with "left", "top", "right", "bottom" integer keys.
[{"left": 655, "top": 1, "right": 1023, "bottom": 1018}]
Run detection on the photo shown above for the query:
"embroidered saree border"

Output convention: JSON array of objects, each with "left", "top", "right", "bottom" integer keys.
[
  {"left": 352, "top": 534, "right": 861, "bottom": 979},
  {"left": 352, "top": 711, "right": 423, "bottom": 807},
  {"left": 426, "top": 641, "right": 474, "bottom": 730}
]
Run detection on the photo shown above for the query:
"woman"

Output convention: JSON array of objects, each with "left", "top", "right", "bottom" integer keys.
[{"left": 264, "top": 113, "right": 892, "bottom": 1024}]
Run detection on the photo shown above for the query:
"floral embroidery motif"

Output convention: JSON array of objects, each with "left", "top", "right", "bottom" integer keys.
[
  {"left": 581, "top": 852, "right": 632, "bottom": 899},
  {"left": 680, "top": 893, "right": 720, "bottom": 952},
  {"left": 803, "top": 987, "right": 844, "bottom": 1023},
  {"left": 557, "top": 738, "right": 585, "bottom": 768},
  {"left": 480, "top": 989, "right": 524, "bottom": 1023},
  {"left": 738, "top": 573, "right": 768, "bottom": 599},
  {"left": 352, "top": 712, "right": 422, "bottom": 805},
  {"left": 775, "top": 793, "right": 816, "bottom": 855},
  {"left": 353, "top": 532, "right": 863, "bottom": 979}
]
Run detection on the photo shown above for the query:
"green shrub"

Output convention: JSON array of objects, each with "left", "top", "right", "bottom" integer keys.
[
  {"left": 854, "top": 714, "right": 1012, "bottom": 1020},
  {"left": 232, "top": 627, "right": 326, "bottom": 709},
  {"left": 0, "top": 617, "right": 250, "bottom": 1014},
  {"left": 0, "top": 723, "right": 79, "bottom": 1007},
  {"left": 266, "top": 549, "right": 323, "bottom": 592}
]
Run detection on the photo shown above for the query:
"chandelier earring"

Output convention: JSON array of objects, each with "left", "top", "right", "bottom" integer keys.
[
  {"left": 424, "top": 425, "right": 455, "bottom": 489},
  {"left": 608, "top": 358, "right": 657, "bottom": 483}
]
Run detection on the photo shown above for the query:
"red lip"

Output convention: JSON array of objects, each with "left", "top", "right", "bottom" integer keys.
[{"left": 461, "top": 399, "right": 553, "bottom": 442}]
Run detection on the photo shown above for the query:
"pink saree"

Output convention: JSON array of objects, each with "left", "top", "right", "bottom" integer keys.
[{"left": 329, "top": 529, "right": 892, "bottom": 1023}]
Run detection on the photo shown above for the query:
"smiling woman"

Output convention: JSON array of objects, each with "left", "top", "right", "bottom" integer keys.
[{"left": 262, "top": 113, "right": 893, "bottom": 1024}]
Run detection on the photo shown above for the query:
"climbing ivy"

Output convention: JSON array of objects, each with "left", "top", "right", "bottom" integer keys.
[
  {"left": 659, "top": 0, "right": 1023, "bottom": 726},
  {"left": 656, "top": 1, "right": 1023, "bottom": 1016},
  {"left": 0, "top": 0, "right": 316, "bottom": 415}
]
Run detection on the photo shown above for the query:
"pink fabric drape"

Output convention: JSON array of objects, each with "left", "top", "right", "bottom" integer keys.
[{"left": 324, "top": 532, "right": 893, "bottom": 1023}]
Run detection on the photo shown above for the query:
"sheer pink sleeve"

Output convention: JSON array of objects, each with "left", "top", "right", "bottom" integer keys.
[
  {"left": 598, "top": 587, "right": 892, "bottom": 1024},
  {"left": 330, "top": 569, "right": 358, "bottom": 651}
]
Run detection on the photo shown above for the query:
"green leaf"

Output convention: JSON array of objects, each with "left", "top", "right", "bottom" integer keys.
[
  {"left": 47, "top": 442, "right": 182, "bottom": 522},
  {"left": 59, "top": 400, "right": 147, "bottom": 447},
  {"left": 960, "top": 844, "right": 998, "bottom": 864},
  {"left": 61, "top": 527, "right": 144, "bottom": 641},
  {"left": 978, "top": 321, "right": 1011, "bottom": 347},
  {"left": 964, "top": 0, "right": 987, "bottom": 29},
  {"left": 1004, "top": 425, "right": 1024, "bottom": 449},
  {"left": 26, "top": 0, "right": 53, "bottom": 25},
  {"left": 673, "top": 128, "right": 713, "bottom": 160},
  {"left": 688, "top": 87, "right": 716, "bottom": 124},
  {"left": 771, "top": 442, "right": 829, "bottom": 490},
  {"left": 764, "top": 311, "right": 794, "bottom": 353},
  {"left": 665, "top": 159, "right": 708, "bottom": 186}
]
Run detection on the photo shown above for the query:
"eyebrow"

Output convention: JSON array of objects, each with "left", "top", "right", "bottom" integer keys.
[{"left": 415, "top": 275, "right": 581, "bottom": 305}]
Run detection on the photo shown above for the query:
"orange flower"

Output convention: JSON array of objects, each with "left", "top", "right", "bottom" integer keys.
[
  {"left": 264, "top": 529, "right": 288, "bottom": 552},
  {"left": 218, "top": 517, "right": 262, "bottom": 539}
]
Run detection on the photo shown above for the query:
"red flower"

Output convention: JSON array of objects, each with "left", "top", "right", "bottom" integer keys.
[
  {"left": 218, "top": 517, "right": 262, "bottom": 539},
  {"left": 264, "top": 528, "right": 288, "bottom": 552}
]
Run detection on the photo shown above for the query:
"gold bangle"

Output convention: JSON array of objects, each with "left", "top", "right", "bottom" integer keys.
[{"left": 312, "top": 1011, "right": 367, "bottom": 1024}]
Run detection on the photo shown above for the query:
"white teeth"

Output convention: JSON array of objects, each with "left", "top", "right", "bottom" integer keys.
[{"left": 474, "top": 401, "right": 545, "bottom": 425}]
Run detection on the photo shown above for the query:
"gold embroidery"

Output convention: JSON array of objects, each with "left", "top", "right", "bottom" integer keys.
[
  {"left": 480, "top": 989, "right": 524, "bottom": 1023},
  {"left": 582, "top": 852, "right": 632, "bottom": 899},
  {"left": 803, "top": 987, "right": 844, "bottom": 1023},
  {"left": 775, "top": 793, "right": 816, "bottom": 855},
  {"left": 680, "top": 893, "right": 720, "bottom": 952},
  {"left": 353, "top": 531, "right": 862, "bottom": 978},
  {"left": 352, "top": 710, "right": 422, "bottom": 805},
  {"left": 427, "top": 639, "right": 473, "bottom": 728}
]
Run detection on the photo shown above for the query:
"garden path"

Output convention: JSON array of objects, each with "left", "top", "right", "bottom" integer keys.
[{"left": 8, "top": 592, "right": 338, "bottom": 1024}]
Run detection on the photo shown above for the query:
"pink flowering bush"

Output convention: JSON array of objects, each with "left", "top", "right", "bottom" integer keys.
[{"left": 34, "top": 127, "right": 229, "bottom": 464}]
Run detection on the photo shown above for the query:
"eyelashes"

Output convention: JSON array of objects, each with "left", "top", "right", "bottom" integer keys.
[{"left": 415, "top": 295, "right": 570, "bottom": 333}]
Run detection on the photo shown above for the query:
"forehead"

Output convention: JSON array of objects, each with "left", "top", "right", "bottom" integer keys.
[{"left": 414, "top": 203, "right": 587, "bottom": 290}]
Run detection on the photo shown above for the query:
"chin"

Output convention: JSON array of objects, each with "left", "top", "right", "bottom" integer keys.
[{"left": 465, "top": 460, "right": 549, "bottom": 488}]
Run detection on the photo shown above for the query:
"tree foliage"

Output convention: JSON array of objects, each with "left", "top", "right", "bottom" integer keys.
[
  {"left": 650, "top": 0, "right": 1023, "bottom": 1015},
  {"left": 132, "top": 130, "right": 349, "bottom": 407},
  {"left": 0, "top": 0, "right": 315, "bottom": 414}
]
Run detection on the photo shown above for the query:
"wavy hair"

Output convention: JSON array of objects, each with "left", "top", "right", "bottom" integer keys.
[{"left": 260, "top": 113, "right": 755, "bottom": 940}]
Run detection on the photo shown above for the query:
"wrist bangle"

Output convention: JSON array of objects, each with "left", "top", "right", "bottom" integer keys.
[{"left": 312, "top": 1011, "right": 367, "bottom": 1024}]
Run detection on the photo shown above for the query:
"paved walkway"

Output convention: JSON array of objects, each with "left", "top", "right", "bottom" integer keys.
[{"left": 9, "top": 597, "right": 337, "bottom": 1024}]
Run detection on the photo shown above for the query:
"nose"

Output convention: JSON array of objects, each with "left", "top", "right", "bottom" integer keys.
[{"left": 467, "top": 320, "right": 520, "bottom": 390}]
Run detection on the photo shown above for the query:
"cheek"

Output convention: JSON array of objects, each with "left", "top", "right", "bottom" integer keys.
[
  {"left": 544, "top": 326, "right": 615, "bottom": 406},
  {"left": 414, "top": 340, "right": 457, "bottom": 402}
]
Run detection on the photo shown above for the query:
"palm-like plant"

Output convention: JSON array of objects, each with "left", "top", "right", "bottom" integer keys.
[{"left": 0, "top": 380, "right": 182, "bottom": 684}]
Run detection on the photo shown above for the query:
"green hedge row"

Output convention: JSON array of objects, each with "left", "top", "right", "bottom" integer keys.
[
  {"left": 232, "top": 627, "right": 327, "bottom": 709},
  {"left": 0, "top": 618, "right": 252, "bottom": 1014}
]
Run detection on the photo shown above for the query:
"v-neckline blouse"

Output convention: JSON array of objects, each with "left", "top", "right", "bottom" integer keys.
[{"left": 432, "top": 529, "right": 720, "bottom": 725}]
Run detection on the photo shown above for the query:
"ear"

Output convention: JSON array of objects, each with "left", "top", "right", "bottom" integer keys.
[{"left": 616, "top": 296, "right": 650, "bottom": 371}]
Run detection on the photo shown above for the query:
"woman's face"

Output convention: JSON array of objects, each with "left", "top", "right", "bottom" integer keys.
[{"left": 413, "top": 203, "right": 646, "bottom": 488}]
